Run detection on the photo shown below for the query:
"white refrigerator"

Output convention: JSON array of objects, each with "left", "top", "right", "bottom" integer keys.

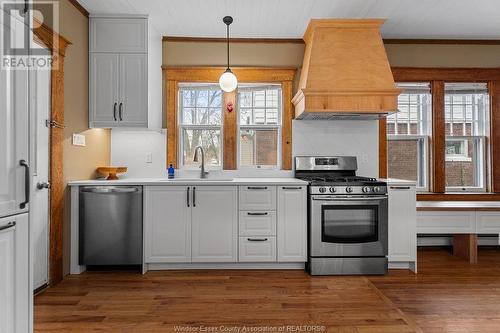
[{"left": 0, "top": 8, "right": 33, "bottom": 333}]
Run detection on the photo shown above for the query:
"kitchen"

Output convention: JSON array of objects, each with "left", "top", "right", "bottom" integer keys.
[{"left": 2, "top": 1, "right": 500, "bottom": 332}]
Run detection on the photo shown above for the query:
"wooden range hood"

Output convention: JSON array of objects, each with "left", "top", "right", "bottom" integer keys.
[{"left": 292, "top": 19, "right": 401, "bottom": 120}]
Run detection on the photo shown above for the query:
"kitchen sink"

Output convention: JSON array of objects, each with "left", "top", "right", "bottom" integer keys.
[{"left": 156, "top": 178, "right": 234, "bottom": 182}]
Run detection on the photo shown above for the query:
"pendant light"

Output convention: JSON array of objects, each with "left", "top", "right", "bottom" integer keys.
[{"left": 219, "top": 16, "right": 238, "bottom": 92}]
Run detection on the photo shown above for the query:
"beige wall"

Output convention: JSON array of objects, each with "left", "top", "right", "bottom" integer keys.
[{"left": 163, "top": 40, "right": 500, "bottom": 72}]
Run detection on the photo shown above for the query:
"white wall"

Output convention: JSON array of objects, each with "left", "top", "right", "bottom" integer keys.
[
  {"left": 292, "top": 120, "right": 379, "bottom": 177},
  {"left": 111, "top": 120, "right": 379, "bottom": 178},
  {"left": 111, "top": 129, "right": 167, "bottom": 178}
]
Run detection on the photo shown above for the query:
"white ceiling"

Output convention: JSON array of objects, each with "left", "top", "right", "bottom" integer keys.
[{"left": 77, "top": 0, "right": 500, "bottom": 39}]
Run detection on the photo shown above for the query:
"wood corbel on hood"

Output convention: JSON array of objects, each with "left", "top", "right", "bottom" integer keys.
[{"left": 292, "top": 19, "right": 401, "bottom": 120}]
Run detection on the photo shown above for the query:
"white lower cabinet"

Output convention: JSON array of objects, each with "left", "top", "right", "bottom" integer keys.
[
  {"left": 0, "top": 214, "right": 30, "bottom": 333},
  {"left": 144, "top": 186, "right": 237, "bottom": 264},
  {"left": 387, "top": 184, "right": 417, "bottom": 270},
  {"left": 144, "top": 186, "right": 191, "bottom": 263},
  {"left": 277, "top": 186, "right": 307, "bottom": 262},
  {"left": 191, "top": 186, "right": 238, "bottom": 262},
  {"left": 239, "top": 237, "right": 276, "bottom": 262},
  {"left": 144, "top": 184, "right": 307, "bottom": 266}
]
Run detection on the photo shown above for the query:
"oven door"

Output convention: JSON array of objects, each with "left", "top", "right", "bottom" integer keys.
[{"left": 310, "top": 195, "right": 388, "bottom": 257}]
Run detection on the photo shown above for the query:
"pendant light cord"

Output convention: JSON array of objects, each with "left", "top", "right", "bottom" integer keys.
[{"left": 226, "top": 23, "right": 230, "bottom": 71}]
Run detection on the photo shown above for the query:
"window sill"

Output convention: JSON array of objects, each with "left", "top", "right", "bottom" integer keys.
[{"left": 417, "top": 192, "right": 500, "bottom": 201}]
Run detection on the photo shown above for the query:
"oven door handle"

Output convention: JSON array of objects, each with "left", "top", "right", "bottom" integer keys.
[{"left": 312, "top": 196, "right": 387, "bottom": 201}]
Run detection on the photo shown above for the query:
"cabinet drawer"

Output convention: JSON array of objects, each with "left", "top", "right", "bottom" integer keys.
[
  {"left": 239, "top": 211, "right": 276, "bottom": 236},
  {"left": 239, "top": 186, "right": 276, "bottom": 210},
  {"left": 239, "top": 237, "right": 276, "bottom": 262}
]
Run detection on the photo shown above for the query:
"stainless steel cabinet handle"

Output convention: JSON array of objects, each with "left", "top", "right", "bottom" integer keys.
[
  {"left": 193, "top": 187, "right": 196, "bottom": 207},
  {"left": 390, "top": 186, "right": 411, "bottom": 190},
  {"left": 0, "top": 222, "right": 16, "bottom": 232},
  {"left": 113, "top": 102, "right": 117, "bottom": 121},
  {"left": 247, "top": 238, "right": 268, "bottom": 242},
  {"left": 19, "top": 160, "right": 29, "bottom": 209},
  {"left": 119, "top": 103, "right": 123, "bottom": 121},
  {"left": 282, "top": 186, "right": 302, "bottom": 190},
  {"left": 247, "top": 212, "right": 268, "bottom": 216},
  {"left": 187, "top": 187, "right": 190, "bottom": 207},
  {"left": 247, "top": 186, "right": 267, "bottom": 190}
]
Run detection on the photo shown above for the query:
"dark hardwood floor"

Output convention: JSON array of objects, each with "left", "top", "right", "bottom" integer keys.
[{"left": 34, "top": 248, "right": 500, "bottom": 333}]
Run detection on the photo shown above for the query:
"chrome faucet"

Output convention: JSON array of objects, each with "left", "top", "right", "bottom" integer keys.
[{"left": 193, "top": 146, "right": 208, "bottom": 178}]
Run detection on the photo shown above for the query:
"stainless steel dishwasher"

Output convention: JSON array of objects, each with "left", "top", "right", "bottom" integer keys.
[{"left": 79, "top": 186, "right": 142, "bottom": 265}]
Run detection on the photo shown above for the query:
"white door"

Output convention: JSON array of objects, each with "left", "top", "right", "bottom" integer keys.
[
  {"left": 89, "top": 53, "right": 119, "bottom": 127},
  {"left": 0, "top": 14, "right": 29, "bottom": 218},
  {"left": 191, "top": 186, "right": 237, "bottom": 262},
  {"left": 30, "top": 68, "right": 51, "bottom": 289},
  {"left": 277, "top": 186, "right": 307, "bottom": 262},
  {"left": 144, "top": 186, "right": 191, "bottom": 263},
  {"left": 0, "top": 214, "right": 30, "bottom": 333},
  {"left": 118, "top": 53, "right": 147, "bottom": 127}
]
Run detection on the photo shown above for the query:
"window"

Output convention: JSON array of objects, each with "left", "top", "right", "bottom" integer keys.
[
  {"left": 238, "top": 85, "right": 282, "bottom": 168},
  {"left": 444, "top": 83, "right": 489, "bottom": 191},
  {"left": 178, "top": 84, "right": 223, "bottom": 168},
  {"left": 387, "top": 83, "right": 432, "bottom": 190}
]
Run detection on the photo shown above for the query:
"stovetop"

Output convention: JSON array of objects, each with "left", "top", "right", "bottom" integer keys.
[{"left": 296, "top": 175, "right": 385, "bottom": 187}]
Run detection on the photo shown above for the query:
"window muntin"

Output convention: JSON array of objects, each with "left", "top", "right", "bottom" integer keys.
[
  {"left": 387, "top": 83, "right": 431, "bottom": 190},
  {"left": 444, "top": 83, "right": 488, "bottom": 191},
  {"left": 238, "top": 85, "right": 282, "bottom": 169},
  {"left": 178, "top": 84, "right": 223, "bottom": 168}
]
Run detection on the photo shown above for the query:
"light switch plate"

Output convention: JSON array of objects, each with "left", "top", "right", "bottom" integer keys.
[
  {"left": 146, "top": 152, "right": 153, "bottom": 163},
  {"left": 72, "top": 134, "right": 86, "bottom": 146}
]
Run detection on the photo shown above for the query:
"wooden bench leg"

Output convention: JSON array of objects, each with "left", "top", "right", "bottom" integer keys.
[{"left": 453, "top": 234, "right": 478, "bottom": 264}]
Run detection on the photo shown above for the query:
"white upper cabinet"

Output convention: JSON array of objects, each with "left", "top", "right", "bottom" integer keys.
[
  {"left": 89, "top": 53, "right": 119, "bottom": 127},
  {"left": 191, "top": 186, "right": 238, "bottom": 262},
  {"left": 90, "top": 17, "right": 147, "bottom": 53},
  {"left": 118, "top": 54, "right": 148, "bottom": 126},
  {"left": 277, "top": 186, "right": 307, "bottom": 262},
  {"left": 89, "top": 15, "right": 161, "bottom": 128},
  {"left": 0, "top": 15, "right": 29, "bottom": 217}
]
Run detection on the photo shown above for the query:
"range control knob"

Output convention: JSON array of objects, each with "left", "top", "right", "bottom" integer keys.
[
  {"left": 345, "top": 186, "right": 353, "bottom": 193},
  {"left": 373, "top": 186, "right": 381, "bottom": 193},
  {"left": 329, "top": 187, "right": 336, "bottom": 193},
  {"left": 319, "top": 187, "right": 327, "bottom": 193},
  {"left": 362, "top": 186, "right": 371, "bottom": 193}
]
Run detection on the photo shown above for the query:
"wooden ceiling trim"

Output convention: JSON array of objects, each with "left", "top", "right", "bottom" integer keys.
[
  {"left": 392, "top": 67, "right": 500, "bottom": 82},
  {"left": 163, "top": 67, "right": 296, "bottom": 82}
]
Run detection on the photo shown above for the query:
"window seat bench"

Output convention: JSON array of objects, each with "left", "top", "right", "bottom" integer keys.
[{"left": 417, "top": 201, "right": 500, "bottom": 263}]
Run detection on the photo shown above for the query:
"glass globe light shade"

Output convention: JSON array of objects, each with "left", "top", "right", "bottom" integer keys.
[{"left": 219, "top": 70, "right": 238, "bottom": 92}]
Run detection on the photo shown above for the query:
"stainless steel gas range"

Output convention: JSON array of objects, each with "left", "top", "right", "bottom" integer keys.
[{"left": 295, "top": 156, "right": 388, "bottom": 275}]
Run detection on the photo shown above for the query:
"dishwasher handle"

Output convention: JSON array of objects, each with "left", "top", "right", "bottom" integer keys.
[{"left": 80, "top": 186, "right": 141, "bottom": 194}]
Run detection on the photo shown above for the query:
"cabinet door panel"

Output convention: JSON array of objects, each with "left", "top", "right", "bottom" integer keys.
[
  {"left": 192, "top": 186, "right": 237, "bottom": 262},
  {"left": 388, "top": 186, "right": 416, "bottom": 262},
  {"left": 118, "top": 54, "right": 148, "bottom": 127},
  {"left": 90, "top": 18, "right": 147, "bottom": 53},
  {"left": 0, "top": 16, "right": 29, "bottom": 217},
  {"left": 89, "top": 53, "right": 119, "bottom": 128},
  {"left": 0, "top": 214, "right": 29, "bottom": 333},
  {"left": 144, "top": 187, "right": 191, "bottom": 263},
  {"left": 277, "top": 186, "right": 307, "bottom": 262}
]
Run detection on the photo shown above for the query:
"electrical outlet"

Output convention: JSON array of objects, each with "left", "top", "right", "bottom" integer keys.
[
  {"left": 72, "top": 134, "right": 86, "bottom": 146},
  {"left": 146, "top": 152, "right": 153, "bottom": 163}
]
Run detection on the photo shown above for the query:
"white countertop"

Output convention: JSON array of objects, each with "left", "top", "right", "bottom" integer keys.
[
  {"left": 379, "top": 178, "right": 417, "bottom": 186},
  {"left": 68, "top": 177, "right": 309, "bottom": 186},
  {"left": 417, "top": 201, "right": 500, "bottom": 211}
]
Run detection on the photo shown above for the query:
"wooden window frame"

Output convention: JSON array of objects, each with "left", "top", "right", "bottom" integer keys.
[
  {"left": 164, "top": 67, "right": 296, "bottom": 170},
  {"left": 380, "top": 67, "right": 500, "bottom": 201}
]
